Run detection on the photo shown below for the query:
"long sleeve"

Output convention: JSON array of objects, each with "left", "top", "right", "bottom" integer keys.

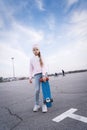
[
  {"left": 29, "top": 56, "right": 47, "bottom": 78},
  {"left": 41, "top": 57, "right": 47, "bottom": 76}
]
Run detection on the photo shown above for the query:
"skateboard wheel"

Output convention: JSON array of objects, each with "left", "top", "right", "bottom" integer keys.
[
  {"left": 44, "top": 98, "right": 53, "bottom": 103},
  {"left": 46, "top": 98, "right": 51, "bottom": 103}
]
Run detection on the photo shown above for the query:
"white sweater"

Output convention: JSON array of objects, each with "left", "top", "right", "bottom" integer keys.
[{"left": 29, "top": 55, "right": 47, "bottom": 79}]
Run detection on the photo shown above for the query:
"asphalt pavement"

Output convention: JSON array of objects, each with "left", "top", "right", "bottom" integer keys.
[{"left": 0, "top": 72, "right": 87, "bottom": 130}]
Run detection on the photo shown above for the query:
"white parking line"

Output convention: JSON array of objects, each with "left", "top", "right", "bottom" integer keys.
[{"left": 52, "top": 108, "right": 87, "bottom": 123}]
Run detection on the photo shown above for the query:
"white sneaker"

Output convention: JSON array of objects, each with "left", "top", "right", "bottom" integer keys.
[
  {"left": 33, "top": 105, "right": 40, "bottom": 112},
  {"left": 42, "top": 104, "right": 47, "bottom": 113}
]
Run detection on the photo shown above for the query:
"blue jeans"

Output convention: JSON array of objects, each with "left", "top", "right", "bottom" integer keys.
[{"left": 34, "top": 73, "right": 42, "bottom": 105}]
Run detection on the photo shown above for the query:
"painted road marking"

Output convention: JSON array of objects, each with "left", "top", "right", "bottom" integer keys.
[{"left": 52, "top": 108, "right": 87, "bottom": 123}]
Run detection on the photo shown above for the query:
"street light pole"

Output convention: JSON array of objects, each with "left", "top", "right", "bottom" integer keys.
[{"left": 11, "top": 57, "right": 15, "bottom": 78}]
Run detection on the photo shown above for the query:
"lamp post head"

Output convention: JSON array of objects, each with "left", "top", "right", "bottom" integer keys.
[{"left": 11, "top": 57, "right": 14, "bottom": 60}]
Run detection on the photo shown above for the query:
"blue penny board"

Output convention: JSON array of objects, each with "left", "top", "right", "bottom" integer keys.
[{"left": 41, "top": 80, "right": 52, "bottom": 107}]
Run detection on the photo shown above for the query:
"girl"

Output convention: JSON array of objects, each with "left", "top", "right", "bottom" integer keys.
[{"left": 29, "top": 44, "right": 48, "bottom": 113}]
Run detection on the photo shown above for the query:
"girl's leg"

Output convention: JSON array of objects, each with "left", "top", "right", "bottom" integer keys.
[{"left": 34, "top": 73, "right": 42, "bottom": 105}]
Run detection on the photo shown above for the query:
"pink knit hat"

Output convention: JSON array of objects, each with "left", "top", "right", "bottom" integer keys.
[{"left": 32, "top": 44, "right": 40, "bottom": 49}]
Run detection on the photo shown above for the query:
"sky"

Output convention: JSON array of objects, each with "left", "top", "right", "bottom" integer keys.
[{"left": 0, "top": 0, "right": 87, "bottom": 77}]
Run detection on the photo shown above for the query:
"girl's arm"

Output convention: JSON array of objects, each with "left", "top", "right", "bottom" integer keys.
[
  {"left": 41, "top": 58, "right": 48, "bottom": 82},
  {"left": 41, "top": 56, "right": 47, "bottom": 77}
]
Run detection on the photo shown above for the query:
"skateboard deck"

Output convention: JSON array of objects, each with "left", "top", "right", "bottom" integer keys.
[{"left": 40, "top": 77, "right": 53, "bottom": 107}]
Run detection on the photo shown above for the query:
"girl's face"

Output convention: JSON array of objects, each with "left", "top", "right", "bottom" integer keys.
[{"left": 33, "top": 47, "right": 40, "bottom": 56}]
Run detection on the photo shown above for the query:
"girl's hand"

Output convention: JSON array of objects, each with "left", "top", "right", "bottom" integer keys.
[
  {"left": 29, "top": 79, "right": 32, "bottom": 83},
  {"left": 42, "top": 77, "right": 46, "bottom": 82}
]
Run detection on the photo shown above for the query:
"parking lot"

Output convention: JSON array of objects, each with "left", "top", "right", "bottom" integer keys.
[{"left": 0, "top": 72, "right": 87, "bottom": 130}]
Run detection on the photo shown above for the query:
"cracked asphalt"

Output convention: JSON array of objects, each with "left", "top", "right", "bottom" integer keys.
[{"left": 0, "top": 72, "right": 87, "bottom": 130}]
